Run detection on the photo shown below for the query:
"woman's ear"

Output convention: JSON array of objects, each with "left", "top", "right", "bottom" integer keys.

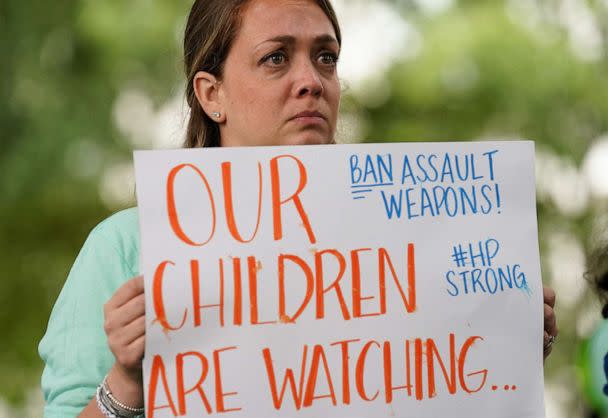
[{"left": 193, "top": 71, "right": 225, "bottom": 122}]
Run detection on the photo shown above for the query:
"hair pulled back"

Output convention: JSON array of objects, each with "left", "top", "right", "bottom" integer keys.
[
  {"left": 586, "top": 243, "right": 608, "bottom": 318},
  {"left": 183, "top": 0, "right": 341, "bottom": 148}
]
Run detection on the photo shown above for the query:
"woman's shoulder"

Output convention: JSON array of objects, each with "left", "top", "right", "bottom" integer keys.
[
  {"left": 39, "top": 207, "right": 141, "bottom": 415},
  {"left": 84, "top": 207, "right": 140, "bottom": 275},
  {"left": 92, "top": 207, "right": 139, "bottom": 237}
]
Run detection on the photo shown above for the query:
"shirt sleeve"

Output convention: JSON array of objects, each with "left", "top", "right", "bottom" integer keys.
[{"left": 38, "top": 222, "right": 137, "bottom": 418}]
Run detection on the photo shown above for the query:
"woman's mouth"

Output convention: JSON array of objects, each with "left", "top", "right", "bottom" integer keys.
[{"left": 290, "top": 111, "right": 326, "bottom": 126}]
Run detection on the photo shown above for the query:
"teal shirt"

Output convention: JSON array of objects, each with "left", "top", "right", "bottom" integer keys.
[
  {"left": 38, "top": 208, "right": 140, "bottom": 417},
  {"left": 579, "top": 319, "right": 608, "bottom": 415}
]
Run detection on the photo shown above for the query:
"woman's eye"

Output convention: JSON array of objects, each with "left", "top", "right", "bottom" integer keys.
[
  {"left": 318, "top": 52, "right": 338, "bottom": 66},
  {"left": 262, "top": 52, "right": 287, "bottom": 66}
]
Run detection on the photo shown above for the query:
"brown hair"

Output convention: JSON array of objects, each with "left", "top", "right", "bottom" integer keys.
[
  {"left": 183, "top": 0, "right": 342, "bottom": 148},
  {"left": 586, "top": 243, "right": 608, "bottom": 318}
]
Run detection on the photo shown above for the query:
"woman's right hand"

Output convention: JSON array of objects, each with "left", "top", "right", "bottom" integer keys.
[
  {"left": 103, "top": 275, "right": 146, "bottom": 407},
  {"left": 78, "top": 276, "right": 146, "bottom": 417}
]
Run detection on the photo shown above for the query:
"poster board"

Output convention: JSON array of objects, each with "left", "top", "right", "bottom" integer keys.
[{"left": 134, "top": 141, "right": 545, "bottom": 418}]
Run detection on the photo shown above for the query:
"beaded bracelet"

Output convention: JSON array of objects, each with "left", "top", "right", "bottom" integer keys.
[
  {"left": 96, "top": 384, "right": 118, "bottom": 418},
  {"left": 96, "top": 375, "right": 145, "bottom": 418}
]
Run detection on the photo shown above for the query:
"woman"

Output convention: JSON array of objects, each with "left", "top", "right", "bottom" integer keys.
[
  {"left": 38, "top": 0, "right": 558, "bottom": 416},
  {"left": 586, "top": 243, "right": 608, "bottom": 320},
  {"left": 580, "top": 243, "right": 608, "bottom": 417}
]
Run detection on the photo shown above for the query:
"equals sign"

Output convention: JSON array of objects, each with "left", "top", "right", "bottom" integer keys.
[
  {"left": 351, "top": 188, "right": 372, "bottom": 200},
  {"left": 350, "top": 182, "right": 393, "bottom": 200}
]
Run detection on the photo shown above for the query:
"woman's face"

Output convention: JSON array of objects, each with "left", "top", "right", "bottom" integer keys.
[{"left": 217, "top": 0, "right": 341, "bottom": 147}]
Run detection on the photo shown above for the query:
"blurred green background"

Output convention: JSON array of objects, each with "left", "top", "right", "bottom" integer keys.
[{"left": 2, "top": 0, "right": 608, "bottom": 416}]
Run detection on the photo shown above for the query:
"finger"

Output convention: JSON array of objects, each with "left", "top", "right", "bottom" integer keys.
[
  {"left": 106, "top": 275, "right": 144, "bottom": 311},
  {"left": 114, "top": 333, "right": 146, "bottom": 371},
  {"left": 543, "top": 286, "right": 556, "bottom": 308},
  {"left": 105, "top": 293, "right": 146, "bottom": 331},
  {"left": 116, "top": 315, "right": 146, "bottom": 347},
  {"left": 107, "top": 315, "right": 145, "bottom": 364},
  {"left": 116, "top": 292, "right": 146, "bottom": 325},
  {"left": 543, "top": 337, "right": 553, "bottom": 358},
  {"left": 128, "top": 334, "right": 146, "bottom": 365},
  {"left": 543, "top": 330, "right": 554, "bottom": 358},
  {"left": 544, "top": 304, "right": 558, "bottom": 336}
]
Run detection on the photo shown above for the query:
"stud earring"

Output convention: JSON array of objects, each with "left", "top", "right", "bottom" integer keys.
[{"left": 211, "top": 111, "right": 221, "bottom": 119}]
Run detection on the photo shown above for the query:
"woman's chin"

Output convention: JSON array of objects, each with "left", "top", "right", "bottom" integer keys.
[
  {"left": 222, "top": 130, "right": 335, "bottom": 147},
  {"left": 281, "top": 131, "right": 334, "bottom": 146}
]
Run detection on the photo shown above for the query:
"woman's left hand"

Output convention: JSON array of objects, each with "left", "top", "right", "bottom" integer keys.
[{"left": 543, "top": 286, "right": 558, "bottom": 360}]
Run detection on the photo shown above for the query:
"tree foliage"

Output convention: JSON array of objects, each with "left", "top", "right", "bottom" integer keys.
[
  {"left": 1, "top": 0, "right": 190, "bottom": 405},
  {"left": 355, "top": 1, "right": 608, "bottom": 415}
]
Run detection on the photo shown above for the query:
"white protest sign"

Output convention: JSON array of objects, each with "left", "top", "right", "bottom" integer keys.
[{"left": 134, "top": 141, "right": 545, "bottom": 418}]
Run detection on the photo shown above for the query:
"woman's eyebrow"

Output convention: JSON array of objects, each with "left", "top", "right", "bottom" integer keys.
[
  {"left": 255, "top": 34, "right": 339, "bottom": 48},
  {"left": 313, "top": 34, "right": 339, "bottom": 46}
]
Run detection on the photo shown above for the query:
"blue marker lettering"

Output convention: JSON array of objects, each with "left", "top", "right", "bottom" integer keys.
[
  {"left": 350, "top": 155, "right": 362, "bottom": 184},
  {"left": 380, "top": 190, "right": 403, "bottom": 219},
  {"left": 401, "top": 155, "right": 416, "bottom": 186},
  {"left": 446, "top": 271, "right": 459, "bottom": 296},
  {"left": 483, "top": 150, "right": 499, "bottom": 181}
]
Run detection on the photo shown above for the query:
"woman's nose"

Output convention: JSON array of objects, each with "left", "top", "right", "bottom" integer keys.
[{"left": 293, "top": 60, "right": 324, "bottom": 98}]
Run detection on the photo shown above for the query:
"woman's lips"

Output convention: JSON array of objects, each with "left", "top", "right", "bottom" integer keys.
[{"left": 290, "top": 111, "right": 326, "bottom": 126}]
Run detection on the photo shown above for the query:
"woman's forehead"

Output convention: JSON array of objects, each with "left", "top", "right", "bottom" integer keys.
[{"left": 237, "top": 0, "right": 337, "bottom": 44}]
